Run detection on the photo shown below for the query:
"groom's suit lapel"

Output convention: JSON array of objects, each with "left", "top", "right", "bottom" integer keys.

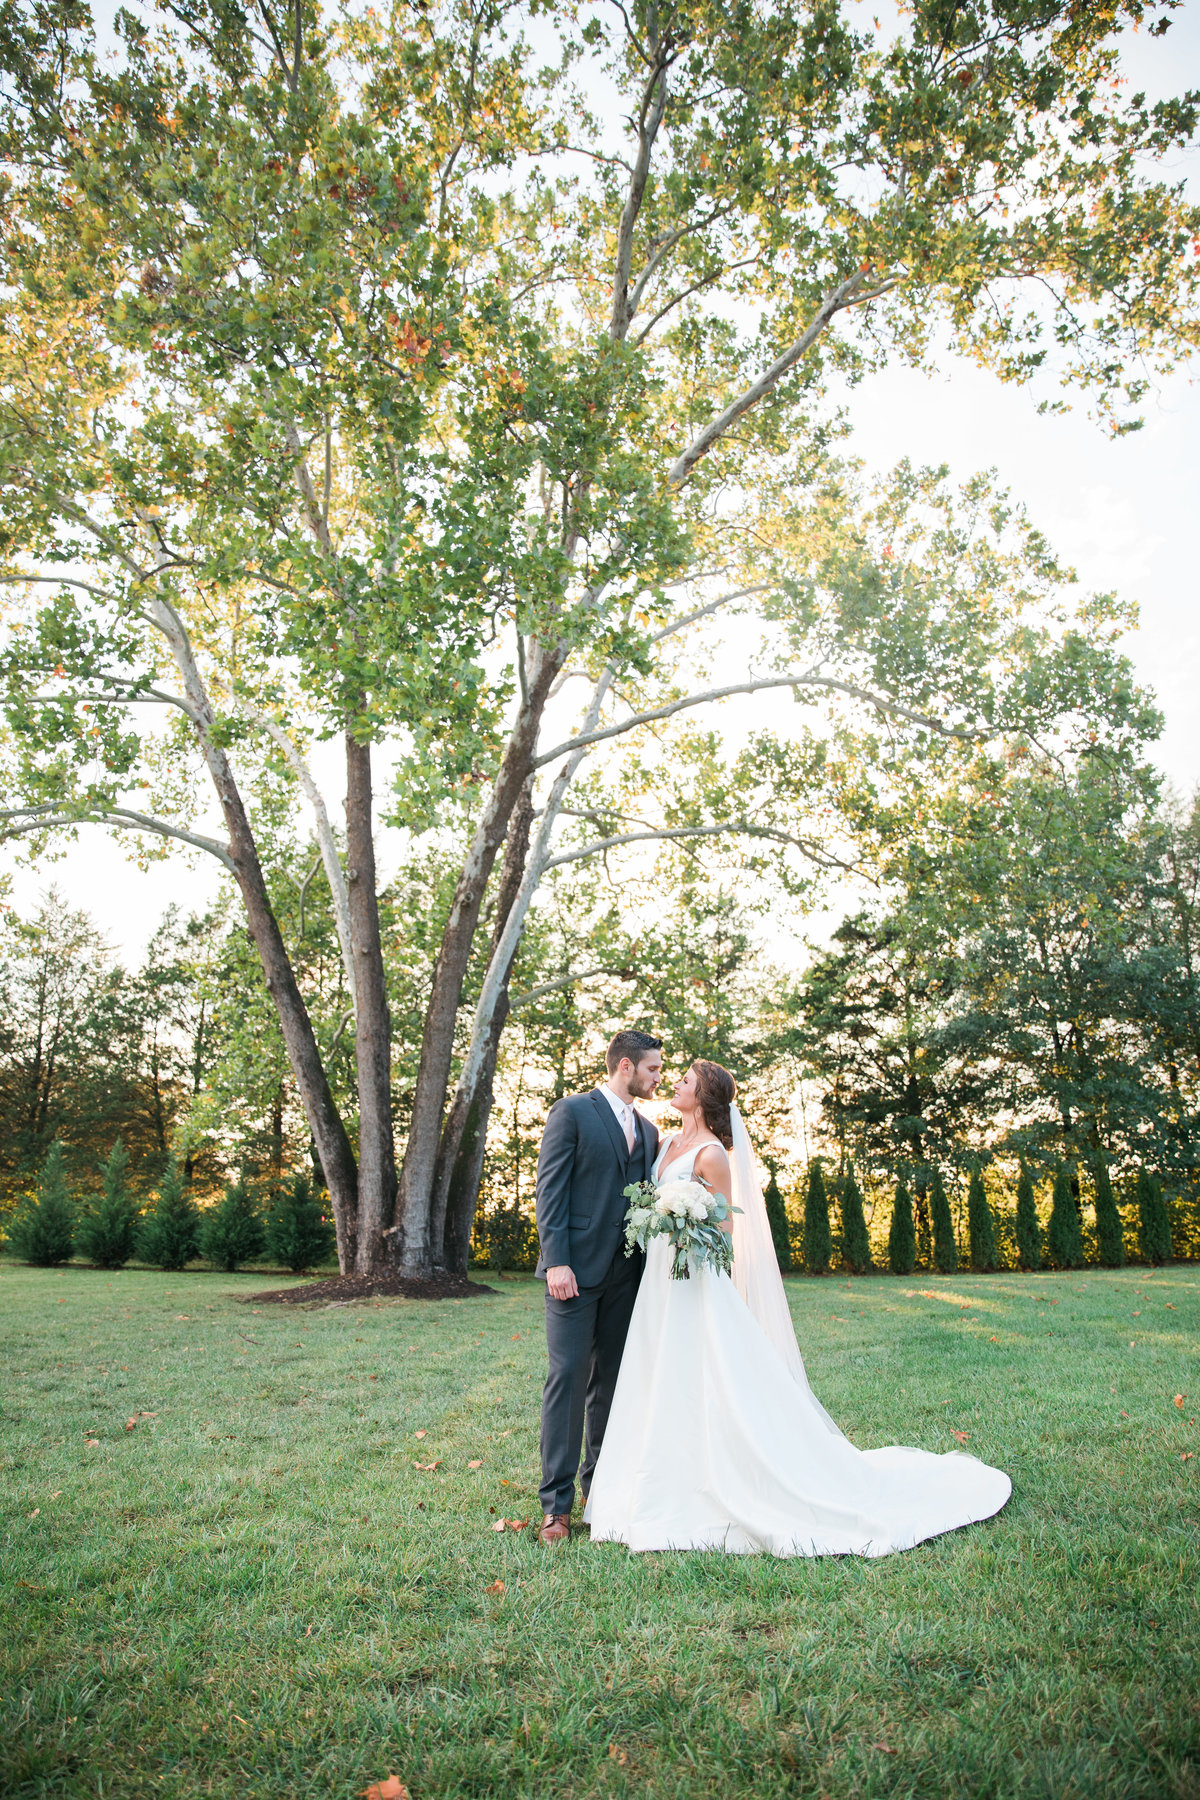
[{"left": 589, "top": 1087, "right": 631, "bottom": 1168}]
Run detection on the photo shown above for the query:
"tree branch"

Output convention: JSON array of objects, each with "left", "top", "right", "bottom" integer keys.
[
  {"left": 667, "top": 273, "right": 865, "bottom": 486},
  {"left": 510, "top": 965, "right": 636, "bottom": 1009},
  {"left": 541, "top": 819, "right": 861, "bottom": 873},
  {"left": 534, "top": 670, "right": 980, "bottom": 767},
  {"left": 0, "top": 804, "right": 236, "bottom": 870},
  {"left": 242, "top": 703, "right": 357, "bottom": 1012}
]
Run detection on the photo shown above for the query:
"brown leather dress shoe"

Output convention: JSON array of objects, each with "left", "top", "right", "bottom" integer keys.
[{"left": 539, "top": 1512, "right": 571, "bottom": 1544}]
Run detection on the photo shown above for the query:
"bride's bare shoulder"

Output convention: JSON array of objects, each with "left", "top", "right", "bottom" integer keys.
[{"left": 693, "top": 1139, "right": 731, "bottom": 1184}]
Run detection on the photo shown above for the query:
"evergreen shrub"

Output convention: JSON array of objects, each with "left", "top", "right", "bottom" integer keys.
[
  {"left": 967, "top": 1168, "right": 998, "bottom": 1271},
  {"left": 9, "top": 1141, "right": 75, "bottom": 1266},
  {"left": 139, "top": 1159, "right": 201, "bottom": 1270},
  {"left": 763, "top": 1165, "right": 792, "bottom": 1272},
  {"left": 888, "top": 1176, "right": 916, "bottom": 1275},
  {"left": 265, "top": 1174, "right": 335, "bottom": 1272},
  {"left": 1015, "top": 1163, "right": 1041, "bottom": 1270},
  {"left": 77, "top": 1139, "right": 139, "bottom": 1269},
  {"left": 840, "top": 1165, "right": 872, "bottom": 1273},
  {"left": 1048, "top": 1166, "right": 1084, "bottom": 1269},
  {"left": 802, "top": 1160, "right": 831, "bottom": 1274},
  {"left": 930, "top": 1168, "right": 957, "bottom": 1273},
  {"left": 201, "top": 1177, "right": 266, "bottom": 1271},
  {"left": 1092, "top": 1159, "right": 1126, "bottom": 1268},
  {"left": 1136, "top": 1169, "right": 1171, "bottom": 1265}
]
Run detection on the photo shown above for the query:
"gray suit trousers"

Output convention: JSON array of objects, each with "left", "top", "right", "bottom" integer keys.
[{"left": 538, "top": 1245, "right": 641, "bottom": 1516}]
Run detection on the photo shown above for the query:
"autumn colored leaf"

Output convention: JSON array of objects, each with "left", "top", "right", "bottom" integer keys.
[
  {"left": 491, "top": 1518, "right": 507, "bottom": 1531},
  {"left": 468, "top": 1459, "right": 483, "bottom": 1469},
  {"left": 1182, "top": 1453, "right": 1194, "bottom": 1463},
  {"left": 951, "top": 1429, "right": 970, "bottom": 1443},
  {"left": 1174, "top": 1395, "right": 1185, "bottom": 1409},
  {"left": 608, "top": 1745, "right": 632, "bottom": 1767},
  {"left": 414, "top": 1429, "right": 427, "bottom": 1440},
  {"left": 360, "top": 1777, "right": 410, "bottom": 1800},
  {"left": 413, "top": 1460, "right": 441, "bottom": 1471},
  {"left": 485, "top": 1579, "right": 506, "bottom": 1595}
]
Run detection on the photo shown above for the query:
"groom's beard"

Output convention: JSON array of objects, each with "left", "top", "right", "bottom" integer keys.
[{"left": 628, "top": 1069, "right": 660, "bottom": 1101}]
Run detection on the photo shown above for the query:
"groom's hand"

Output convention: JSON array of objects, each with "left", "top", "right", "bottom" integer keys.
[{"left": 546, "top": 1265, "right": 579, "bottom": 1301}]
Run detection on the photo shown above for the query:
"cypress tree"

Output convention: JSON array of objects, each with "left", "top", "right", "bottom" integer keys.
[
  {"left": 1092, "top": 1157, "right": 1126, "bottom": 1269},
  {"left": 1014, "top": 1163, "right": 1042, "bottom": 1271},
  {"left": 1047, "top": 1165, "right": 1084, "bottom": 1269},
  {"left": 201, "top": 1177, "right": 266, "bottom": 1272},
  {"left": 930, "top": 1168, "right": 958, "bottom": 1274},
  {"left": 1136, "top": 1169, "right": 1172, "bottom": 1265},
  {"left": 8, "top": 1141, "right": 75, "bottom": 1266},
  {"left": 266, "top": 1174, "right": 336, "bottom": 1273},
  {"left": 888, "top": 1175, "right": 916, "bottom": 1275},
  {"left": 967, "top": 1168, "right": 998, "bottom": 1272},
  {"left": 840, "top": 1164, "right": 872, "bottom": 1273},
  {"left": 802, "top": 1160, "right": 831, "bottom": 1275},
  {"left": 77, "top": 1139, "right": 139, "bottom": 1269},
  {"left": 762, "top": 1164, "right": 793, "bottom": 1272},
  {"left": 139, "top": 1158, "right": 201, "bottom": 1271}
]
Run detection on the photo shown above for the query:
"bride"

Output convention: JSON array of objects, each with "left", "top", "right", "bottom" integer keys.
[{"left": 585, "top": 1059, "right": 1012, "bottom": 1557}]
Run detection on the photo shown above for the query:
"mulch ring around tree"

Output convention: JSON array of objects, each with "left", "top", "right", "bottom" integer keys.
[{"left": 244, "top": 1273, "right": 496, "bottom": 1306}]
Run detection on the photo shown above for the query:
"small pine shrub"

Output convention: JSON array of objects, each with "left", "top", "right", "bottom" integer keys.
[
  {"left": 8, "top": 1142, "right": 75, "bottom": 1266},
  {"left": 967, "top": 1168, "right": 998, "bottom": 1272},
  {"left": 1136, "top": 1169, "right": 1171, "bottom": 1265},
  {"left": 1047, "top": 1165, "right": 1084, "bottom": 1269},
  {"left": 201, "top": 1177, "right": 266, "bottom": 1272},
  {"left": 77, "top": 1139, "right": 140, "bottom": 1269},
  {"left": 1092, "top": 1158, "right": 1126, "bottom": 1269},
  {"left": 888, "top": 1176, "right": 916, "bottom": 1275},
  {"left": 802, "top": 1160, "right": 831, "bottom": 1275},
  {"left": 139, "top": 1158, "right": 201, "bottom": 1271},
  {"left": 840, "top": 1165, "right": 872, "bottom": 1273},
  {"left": 265, "top": 1174, "right": 335, "bottom": 1273},
  {"left": 930, "top": 1168, "right": 958, "bottom": 1274},
  {"left": 763, "top": 1164, "right": 793, "bottom": 1272},
  {"left": 1015, "top": 1163, "right": 1041, "bottom": 1270}
]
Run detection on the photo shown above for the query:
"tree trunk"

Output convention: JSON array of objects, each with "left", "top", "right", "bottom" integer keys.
[
  {"left": 433, "top": 778, "right": 535, "bottom": 1275},
  {"left": 391, "top": 642, "right": 564, "bottom": 1275},
  {"left": 151, "top": 592, "right": 360, "bottom": 1268},
  {"left": 345, "top": 732, "right": 398, "bottom": 1275}
]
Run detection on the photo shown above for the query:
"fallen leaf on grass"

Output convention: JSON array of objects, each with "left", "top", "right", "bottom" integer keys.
[
  {"left": 485, "top": 1579, "right": 506, "bottom": 1595},
  {"left": 491, "top": 1519, "right": 507, "bottom": 1531},
  {"left": 1165, "top": 1304, "right": 1177, "bottom": 1310},
  {"left": 490, "top": 1518, "right": 529, "bottom": 1533},
  {"left": 360, "top": 1777, "right": 410, "bottom": 1800},
  {"left": 608, "top": 1745, "right": 631, "bottom": 1767},
  {"left": 84, "top": 1439, "right": 99, "bottom": 1449},
  {"left": 1183, "top": 1453, "right": 1194, "bottom": 1463},
  {"left": 125, "top": 1418, "right": 138, "bottom": 1431},
  {"left": 27, "top": 1508, "right": 40, "bottom": 1519},
  {"left": 989, "top": 1336, "right": 998, "bottom": 1343},
  {"left": 951, "top": 1429, "right": 970, "bottom": 1443},
  {"left": 870, "top": 1742, "right": 897, "bottom": 1755},
  {"left": 414, "top": 1429, "right": 427, "bottom": 1440},
  {"left": 1174, "top": 1395, "right": 1185, "bottom": 1409},
  {"left": 413, "top": 1460, "right": 441, "bottom": 1471},
  {"left": 468, "top": 1459, "right": 483, "bottom": 1469},
  {"left": 1120, "top": 1411, "right": 1130, "bottom": 1418}
]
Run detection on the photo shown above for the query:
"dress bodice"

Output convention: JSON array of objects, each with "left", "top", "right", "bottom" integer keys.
[{"left": 653, "top": 1134, "right": 701, "bottom": 1184}]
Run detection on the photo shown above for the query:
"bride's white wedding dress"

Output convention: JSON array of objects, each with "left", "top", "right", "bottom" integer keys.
[{"left": 585, "top": 1120, "right": 1011, "bottom": 1557}]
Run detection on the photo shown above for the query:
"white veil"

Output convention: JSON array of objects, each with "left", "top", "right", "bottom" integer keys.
[{"left": 728, "top": 1103, "right": 843, "bottom": 1436}]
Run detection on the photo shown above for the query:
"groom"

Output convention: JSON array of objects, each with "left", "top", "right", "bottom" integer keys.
[{"left": 534, "top": 1028, "right": 663, "bottom": 1543}]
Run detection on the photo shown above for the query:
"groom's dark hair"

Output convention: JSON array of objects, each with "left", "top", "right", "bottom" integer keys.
[{"left": 606, "top": 1029, "right": 663, "bottom": 1073}]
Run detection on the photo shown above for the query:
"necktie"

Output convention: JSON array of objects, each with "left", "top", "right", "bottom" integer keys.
[{"left": 624, "top": 1106, "right": 636, "bottom": 1153}]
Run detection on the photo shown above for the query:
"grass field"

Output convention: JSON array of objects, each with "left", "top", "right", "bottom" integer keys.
[{"left": 2, "top": 1261, "right": 1198, "bottom": 1800}]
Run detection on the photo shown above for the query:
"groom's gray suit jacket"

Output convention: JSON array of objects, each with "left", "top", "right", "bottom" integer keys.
[{"left": 535, "top": 1090, "right": 659, "bottom": 1288}]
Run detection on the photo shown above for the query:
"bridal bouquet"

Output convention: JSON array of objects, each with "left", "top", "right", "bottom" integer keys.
[{"left": 622, "top": 1178, "right": 737, "bottom": 1281}]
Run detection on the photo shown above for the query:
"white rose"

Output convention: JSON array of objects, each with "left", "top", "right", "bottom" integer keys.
[
  {"left": 688, "top": 1196, "right": 710, "bottom": 1221},
  {"left": 654, "top": 1193, "right": 675, "bottom": 1216}
]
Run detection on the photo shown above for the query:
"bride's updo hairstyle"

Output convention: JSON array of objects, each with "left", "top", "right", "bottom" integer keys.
[{"left": 692, "top": 1060, "right": 736, "bottom": 1150}]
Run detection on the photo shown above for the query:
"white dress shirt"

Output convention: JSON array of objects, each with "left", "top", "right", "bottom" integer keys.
[{"left": 600, "top": 1082, "right": 638, "bottom": 1152}]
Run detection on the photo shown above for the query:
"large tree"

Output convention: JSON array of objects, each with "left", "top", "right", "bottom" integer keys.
[{"left": 1, "top": 0, "right": 1196, "bottom": 1277}]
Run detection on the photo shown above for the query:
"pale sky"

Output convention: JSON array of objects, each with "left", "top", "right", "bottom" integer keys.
[{"left": 4, "top": 3, "right": 1197, "bottom": 962}]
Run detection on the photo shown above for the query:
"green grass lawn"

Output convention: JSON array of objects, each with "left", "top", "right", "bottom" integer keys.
[{"left": 2, "top": 1261, "right": 1198, "bottom": 1800}]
